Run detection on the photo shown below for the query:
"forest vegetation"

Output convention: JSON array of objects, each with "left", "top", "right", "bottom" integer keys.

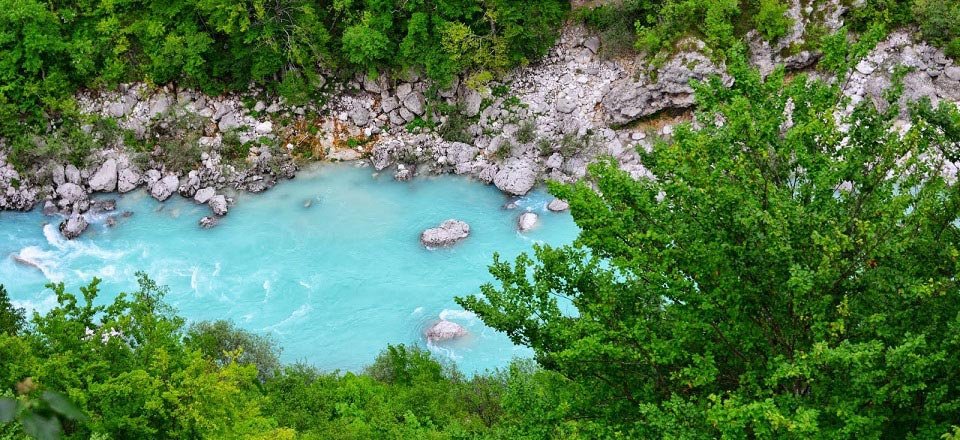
[
  {"left": 4, "top": 0, "right": 960, "bottom": 438},
  {"left": 3, "top": 49, "right": 960, "bottom": 437}
]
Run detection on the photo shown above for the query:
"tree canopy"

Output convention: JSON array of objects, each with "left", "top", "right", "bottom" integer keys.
[{"left": 459, "top": 58, "right": 960, "bottom": 438}]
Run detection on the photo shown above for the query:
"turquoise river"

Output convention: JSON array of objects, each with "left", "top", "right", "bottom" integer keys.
[{"left": 0, "top": 164, "right": 579, "bottom": 373}]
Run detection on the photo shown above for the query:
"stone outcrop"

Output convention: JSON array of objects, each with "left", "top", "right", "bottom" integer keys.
[
  {"left": 602, "top": 41, "right": 730, "bottom": 126},
  {"left": 118, "top": 168, "right": 141, "bottom": 193},
  {"left": 194, "top": 187, "right": 215, "bottom": 204},
  {"left": 420, "top": 220, "right": 471, "bottom": 248},
  {"left": 425, "top": 320, "right": 467, "bottom": 342}
]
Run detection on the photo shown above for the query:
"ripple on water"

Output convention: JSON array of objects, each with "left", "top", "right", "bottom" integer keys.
[{"left": 0, "top": 164, "right": 579, "bottom": 374}]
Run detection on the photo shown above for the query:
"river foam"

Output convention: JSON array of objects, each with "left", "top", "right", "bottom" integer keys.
[{"left": 0, "top": 164, "right": 578, "bottom": 373}]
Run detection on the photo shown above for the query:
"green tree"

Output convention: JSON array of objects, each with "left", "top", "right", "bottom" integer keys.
[
  {"left": 459, "top": 59, "right": 960, "bottom": 437},
  {"left": 185, "top": 320, "right": 281, "bottom": 382},
  {"left": 0, "top": 286, "right": 25, "bottom": 336}
]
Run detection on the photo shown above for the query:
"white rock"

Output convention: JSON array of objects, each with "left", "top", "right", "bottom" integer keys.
[
  {"left": 494, "top": 158, "right": 537, "bottom": 196},
  {"left": 150, "top": 174, "right": 179, "bottom": 201},
  {"left": 65, "top": 165, "right": 81, "bottom": 184},
  {"left": 946, "top": 66, "right": 960, "bottom": 81},
  {"left": 518, "top": 212, "right": 538, "bottom": 232},
  {"left": 547, "top": 199, "right": 569, "bottom": 212},
  {"left": 425, "top": 320, "right": 467, "bottom": 342},
  {"left": 118, "top": 168, "right": 141, "bottom": 193},
  {"left": 88, "top": 159, "right": 118, "bottom": 192},
  {"left": 254, "top": 121, "right": 273, "bottom": 134},
  {"left": 208, "top": 195, "right": 228, "bottom": 216},
  {"left": 59, "top": 212, "right": 88, "bottom": 239},
  {"left": 194, "top": 187, "right": 215, "bottom": 204},
  {"left": 420, "top": 219, "right": 470, "bottom": 248},
  {"left": 56, "top": 183, "right": 87, "bottom": 207}
]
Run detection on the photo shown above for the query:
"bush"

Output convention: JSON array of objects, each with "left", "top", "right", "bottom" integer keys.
[{"left": 754, "top": 0, "right": 792, "bottom": 41}]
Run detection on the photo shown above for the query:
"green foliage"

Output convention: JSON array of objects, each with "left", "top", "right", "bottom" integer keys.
[
  {"left": 0, "top": 0, "right": 568, "bottom": 140},
  {"left": 913, "top": 0, "right": 960, "bottom": 58},
  {"left": 459, "top": 58, "right": 960, "bottom": 437},
  {"left": 0, "top": 276, "right": 578, "bottom": 439},
  {"left": 185, "top": 320, "right": 281, "bottom": 382},
  {"left": 0, "top": 287, "right": 25, "bottom": 336},
  {"left": 754, "top": 0, "right": 792, "bottom": 42}
]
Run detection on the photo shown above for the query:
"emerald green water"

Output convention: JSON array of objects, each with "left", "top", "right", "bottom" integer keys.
[{"left": 0, "top": 164, "right": 578, "bottom": 373}]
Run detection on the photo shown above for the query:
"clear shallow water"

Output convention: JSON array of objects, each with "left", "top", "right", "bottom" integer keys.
[{"left": 0, "top": 164, "right": 578, "bottom": 374}]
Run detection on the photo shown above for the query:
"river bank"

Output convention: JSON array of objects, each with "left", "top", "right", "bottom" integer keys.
[{"left": 2, "top": 19, "right": 960, "bottom": 239}]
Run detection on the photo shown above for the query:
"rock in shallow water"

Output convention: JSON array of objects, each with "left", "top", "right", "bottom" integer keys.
[
  {"left": 518, "top": 212, "right": 538, "bottom": 232},
  {"left": 547, "top": 199, "right": 569, "bottom": 212},
  {"left": 199, "top": 216, "right": 219, "bottom": 229},
  {"left": 208, "top": 195, "right": 228, "bottom": 216},
  {"left": 425, "top": 320, "right": 467, "bottom": 342},
  {"left": 59, "top": 212, "right": 88, "bottom": 239},
  {"left": 420, "top": 219, "right": 470, "bottom": 248}
]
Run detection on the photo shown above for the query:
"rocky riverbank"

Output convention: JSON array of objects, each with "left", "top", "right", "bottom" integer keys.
[{"left": 2, "top": 8, "right": 960, "bottom": 238}]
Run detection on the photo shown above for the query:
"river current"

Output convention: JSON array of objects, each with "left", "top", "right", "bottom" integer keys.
[{"left": 0, "top": 164, "right": 578, "bottom": 373}]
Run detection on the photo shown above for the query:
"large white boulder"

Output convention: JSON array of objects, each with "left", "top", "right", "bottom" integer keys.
[
  {"left": 494, "top": 158, "right": 537, "bottom": 196},
  {"left": 420, "top": 220, "right": 470, "bottom": 248},
  {"left": 150, "top": 174, "right": 179, "bottom": 201},
  {"left": 88, "top": 159, "right": 118, "bottom": 192}
]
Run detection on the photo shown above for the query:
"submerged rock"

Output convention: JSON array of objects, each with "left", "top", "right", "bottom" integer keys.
[
  {"left": 199, "top": 216, "right": 219, "bottom": 229},
  {"left": 420, "top": 219, "right": 470, "bottom": 248},
  {"left": 59, "top": 212, "right": 88, "bottom": 239},
  {"left": 425, "top": 320, "right": 467, "bottom": 342},
  {"left": 10, "top": 253, "right": 42, "bottom": 271},
  {"left": 518, "top": 212, "right": 538, "bottom": 232},
  {"left": 547, "top": 199, "right": 569, "bottom": 212}
]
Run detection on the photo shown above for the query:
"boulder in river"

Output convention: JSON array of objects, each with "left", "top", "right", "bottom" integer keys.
[
  {"left": 518, "top": 212, "right": 538, "bottom": 232},
  {"left": 199, "top": 216, "right": 219, "bottom": 229},
  {"left": 420, "top": 219, "right": 470, "bottom": 248},
  {"left": 208, "top": 195, "right": 228, "bottom": 216},
  {"left": 59, "top": 212, "right": 88, "bottom": 239},
  {"left": 547, "top": 199, "right": 569, "bottom": 212},
  {"left": 425, "top": 320, "right": 467, "bottom": 342}
]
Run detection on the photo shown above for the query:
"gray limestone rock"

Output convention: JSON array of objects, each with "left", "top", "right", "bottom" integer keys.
[{"left": 420, "top": 219, "right": 470, "bottom": 248}]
